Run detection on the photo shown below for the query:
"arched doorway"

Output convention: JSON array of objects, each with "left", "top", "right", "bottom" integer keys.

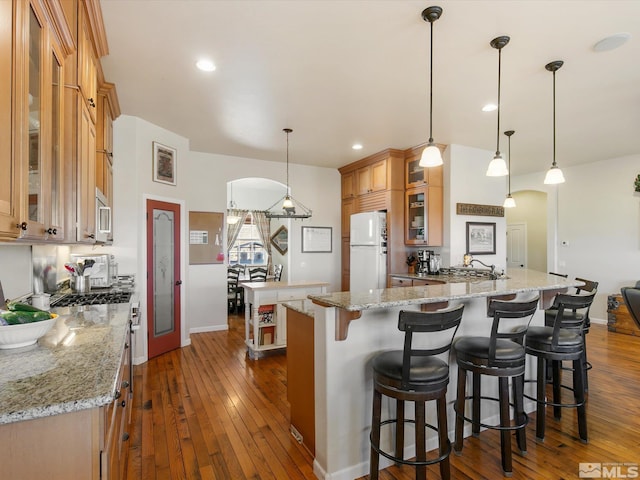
[{"left": 505, "top": 190, "right": 548, "bottom": 272}]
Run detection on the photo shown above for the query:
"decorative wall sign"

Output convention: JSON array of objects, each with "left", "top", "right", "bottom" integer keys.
[
  {"left": 301, "top": 226, "right": 332, "bottom": 253},
  {"left": 270, "top": 225, "right": 288, "bottom": 255},
  {"left": 466, "top": 222, "right": 496, "bottom": 255},
  {"left": 153, "top": 141, "right": 177, "bottom": 185},
  {"left": 456, "top": 203, "right": 504, "bottom": 217}
]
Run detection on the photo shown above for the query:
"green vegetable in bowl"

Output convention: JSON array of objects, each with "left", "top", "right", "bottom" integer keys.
[
  {"left": 5, "top": 301, "right": 44, "bottom": 313},
  {"left": 1, "top": 310, "right": 53, "bottom": 324}
]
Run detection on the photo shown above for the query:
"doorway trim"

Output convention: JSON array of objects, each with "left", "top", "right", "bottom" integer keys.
[{"left": 141, "top": 194, "right": 188, "bottom": 362}]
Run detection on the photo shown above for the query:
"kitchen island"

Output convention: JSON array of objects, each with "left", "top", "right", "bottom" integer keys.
[
  {"left": 0, "top": 303, "right": 133, "bottom": 479},
  {"left": 306, "top": 269, "right": 581, "bottom": 480},
  {"left": 241, "top": 280, "right": 329, "bottom": 359}
]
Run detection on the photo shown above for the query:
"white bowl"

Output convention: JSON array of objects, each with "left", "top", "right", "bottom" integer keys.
[{"left": 0, "top": 315, "right": 58, "bottom": 349}]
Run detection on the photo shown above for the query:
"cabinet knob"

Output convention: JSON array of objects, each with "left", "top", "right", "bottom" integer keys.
[
  {"left": 121, "top": 380, "right": 130, "bottom": 389},
  {"left": 46, "top": 228, "right": 57, "bottom": 235},
  {"left": 175, "top": 280, "right": 183, "bottom": 286},
  {"left": 120, "top": 400, "right": 126, "bottom": 408},
  {"left": 87, "top": 233, "right": 95, "bottom": 239},
  {"left": 88, "top": 97, "right": 96, "bottom": 108},
  {"left": 114, "top": 390, "right": 121, "bottom": 400},
  {"left": 122, "top": 432, "right": 130, "bottom": 442},
  {"left": 16, "top": 222, "right": 27, "bottom": 231}
]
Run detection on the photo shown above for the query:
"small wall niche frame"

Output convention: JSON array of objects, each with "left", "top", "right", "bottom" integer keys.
[
  {"left": 301, "top": 226, "right": 332, "bottom": 253},
  {"left": 153, "top": 141, "right": 177, "bottom": 185},
  {"left": 270, "top": 225, "right": 288, "bottom": 255},
  {"left": 466, "top": 222, "right": 496, "bottom": 255}
]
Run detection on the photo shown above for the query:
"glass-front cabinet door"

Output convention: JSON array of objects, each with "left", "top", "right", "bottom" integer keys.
[
  {"left": 16, "top": 0, "right": 68, "bottom": 241},
  {"left": 406, "top": 188, "right": 427, "bottom": 245}
]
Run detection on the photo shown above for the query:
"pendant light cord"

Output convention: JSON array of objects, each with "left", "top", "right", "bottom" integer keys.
[
  {"left": 552, "top": 70, "right": 556, "bottom": 167},
  {"left": 286, "top": 131, "right": 289, "bottom": 193},
  {"left": 507, "top": 136, "right": 511, "bottom": 194},
  {"left": 428, "top": 19, "right": 434, "bottom": 143},
  {"left": 496, "top": 48, "right": 502, "bottom": 156}
]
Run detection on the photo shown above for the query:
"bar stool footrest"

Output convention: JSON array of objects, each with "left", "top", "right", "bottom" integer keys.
[
  {"left": 370, "top": 418, "right": 452, "bottom": 466},
  {"left": 454, "top": 395, "right": 529, "bottom": 432}
]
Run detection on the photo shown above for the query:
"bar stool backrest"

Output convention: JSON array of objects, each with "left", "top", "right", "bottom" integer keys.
[
  {"left": 397, "top": 305, "right": 464, "bottom": 386},
  {"left": 486, "top": 295, "right": 539, "bottom": 364},
  {"left": 548, "top": 291, "right": 596, "bottom": 346}
]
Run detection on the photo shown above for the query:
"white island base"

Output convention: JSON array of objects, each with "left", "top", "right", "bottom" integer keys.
[{"left": 308, "top": 270, "right": 580, "bottom": 480}]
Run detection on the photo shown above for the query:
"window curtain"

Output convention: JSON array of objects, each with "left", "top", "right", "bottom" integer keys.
[
  {"left": 226, "top": 209, "right": 249, "bottom": 252},
  {"left": 252, "top": 210, "right": 272, "bottom": 269}
]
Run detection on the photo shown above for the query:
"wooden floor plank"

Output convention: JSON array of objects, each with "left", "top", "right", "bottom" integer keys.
[{"left": 125, "top": 317, "right": 640, "bottom": 480}]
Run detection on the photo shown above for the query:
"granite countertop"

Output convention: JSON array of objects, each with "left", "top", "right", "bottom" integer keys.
[
  {"left": 282, "top": 300, "right": 315, "bottom": 317},
  {"left": 308, "top": 269, "right": 582, "bottom": 311},
  {"left": 0, "top": 303, "right": 131, "bottom": 425}
]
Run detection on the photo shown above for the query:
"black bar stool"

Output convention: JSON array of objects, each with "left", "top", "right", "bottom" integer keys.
[
  {"left": 453, "top": 295, "right": 539, "bottom": 477},
  {"left": 525, "top": 291, "right": 596, "bottom": 443},
  {"left": 544, "top": 278, "right": 598, "bottom": 391},
  {"left": 369, "top": 305, "right": 464, "bottom": 480}
]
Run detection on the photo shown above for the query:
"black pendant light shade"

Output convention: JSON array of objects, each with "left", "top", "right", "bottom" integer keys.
[
  {"left": 486, "top": 35, "right": 510, "bottom": 177},
  {"left": 419, "top": 6, "right": 443, "bottom": 167},
  {"left": 544, "top": 60, "right": 566, "bottom": 185}
]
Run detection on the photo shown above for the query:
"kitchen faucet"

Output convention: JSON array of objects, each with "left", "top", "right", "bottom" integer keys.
[{"left": 462, "top": 254, "right": 500, "bottom": 279}]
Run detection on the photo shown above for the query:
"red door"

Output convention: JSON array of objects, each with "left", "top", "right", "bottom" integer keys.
[{"left": 146, "top": 199, "right": 182, "bottom": 359}]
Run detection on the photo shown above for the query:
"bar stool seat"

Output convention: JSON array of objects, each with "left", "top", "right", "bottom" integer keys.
[
  {"left": 453, "top": 295, "right": 539, "bottom": 477},
  {"left": 369, "top": 305, "right": 464, "bottom": 480}
]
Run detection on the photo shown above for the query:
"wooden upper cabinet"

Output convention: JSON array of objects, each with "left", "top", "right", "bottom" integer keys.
[
  {"left": 341, "top": 171, "right": 355, "bottom": 199},
  {"left": 356, "top": 159, "right": 387, "bottom": 195},
  {"left": 78, "top": 7, "right": 97, "bottom": 122},
  {"left": 0, "top": 0, "right": 20, "bottom": 240},
  {"left": 11, "top": 0, "right": 72, "bottom": 242}
]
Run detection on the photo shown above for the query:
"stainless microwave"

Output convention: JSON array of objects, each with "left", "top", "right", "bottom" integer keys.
[{"left": 96, "top": 188, "right": 112, "bottom": 243}]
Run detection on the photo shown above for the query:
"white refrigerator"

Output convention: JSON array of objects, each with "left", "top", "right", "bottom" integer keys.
[{"left": 349, "top": 211, "right": 388, "bottom": 292}]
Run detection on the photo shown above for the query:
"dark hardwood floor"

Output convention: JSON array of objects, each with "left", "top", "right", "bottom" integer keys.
[{"left": 124, "top": 313, "right": 640, "bottom": 480}]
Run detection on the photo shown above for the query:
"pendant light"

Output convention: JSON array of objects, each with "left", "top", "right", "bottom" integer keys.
[
  {"left": 543, "top": 60, "right": 566, "bottom": 185},
  {"left": 419, "top": 6, "right": 443, "bottom": 168},
  {"left": 226, "top": 182, "right": 240, "bottom": 224},
  {"left": 486, "top": 36, "right": 510, "bottom": 177},
  {"left": 282, "top": 128, "right": 294, "bottom": 212},
  {"left": 265, "top": 128, "right": 312, "bottom": 219},
  {"left": 503, "top": 130, "right": 516, "bottom": 208}
]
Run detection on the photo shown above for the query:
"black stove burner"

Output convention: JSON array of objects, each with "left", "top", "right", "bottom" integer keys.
[{"left": 51, "top": 291, "right": 133, "bottom": 307}]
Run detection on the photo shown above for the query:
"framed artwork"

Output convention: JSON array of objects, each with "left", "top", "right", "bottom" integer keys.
[
  {"left": 270, "top": 225, "right": 288, "bottom": 255},
  {"left": 466, "top": 222, "right": 496, "bottom": 255},
  {"left": 301, "top": 226, "right": 332, "bottom": 253},
  {"left": 153, "top": 141, "right": 177, "bottom": 185}
]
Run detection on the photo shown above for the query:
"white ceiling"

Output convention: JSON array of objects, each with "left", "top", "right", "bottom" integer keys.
[{"left": 100, "top": 0, "right": 640, "bottom": 176}]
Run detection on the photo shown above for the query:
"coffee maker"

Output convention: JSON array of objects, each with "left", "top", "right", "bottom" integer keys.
[{"left": 417, "top": 249, "right": 440, "bottom": 275}]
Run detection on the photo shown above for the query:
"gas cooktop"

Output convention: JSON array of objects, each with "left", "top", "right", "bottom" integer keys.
[{"left": 49, "top": 291, "right": 133, "bottom": 307}]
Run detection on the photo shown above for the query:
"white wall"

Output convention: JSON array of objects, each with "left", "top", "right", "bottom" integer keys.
[
  {"left": 443, "top": 144, "right": 508, "bottom": 271},
  {"left": 111, "top": 115, "right": 341, "bottom": 363},
  {"left": 512, "top": 154, "right": 640, "bottom": 322}
]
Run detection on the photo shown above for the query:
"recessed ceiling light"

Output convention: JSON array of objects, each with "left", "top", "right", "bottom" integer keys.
[
  {"left": 196, "top": 59, "right": 216, "bottom": 72},
  {"left": 593, "top": 33, "right": 631, "bottom": 52},
  {"left": 352, "top": 143, "right": 363, "bottom": 150},
  {"left": 482, "top": 104, "right": 497, "bottom": 112}
]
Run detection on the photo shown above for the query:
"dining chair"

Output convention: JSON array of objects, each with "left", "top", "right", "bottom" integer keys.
[{"left": 249, "top": 267, "right": 268, "bottom": 282}]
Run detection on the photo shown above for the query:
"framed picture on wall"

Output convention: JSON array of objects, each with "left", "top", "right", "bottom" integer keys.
[
  {"left": 153, "top": 141, "right": 177, "bottom": 185},
  {"left": 301, "top": 226, "right": 332, "bottom": 253},
  {"left": 466, "top": 222, "right": 496, "bottom": 255},
  {"left": 270, "top": 225, "right": 288, "bottom": 255}
]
